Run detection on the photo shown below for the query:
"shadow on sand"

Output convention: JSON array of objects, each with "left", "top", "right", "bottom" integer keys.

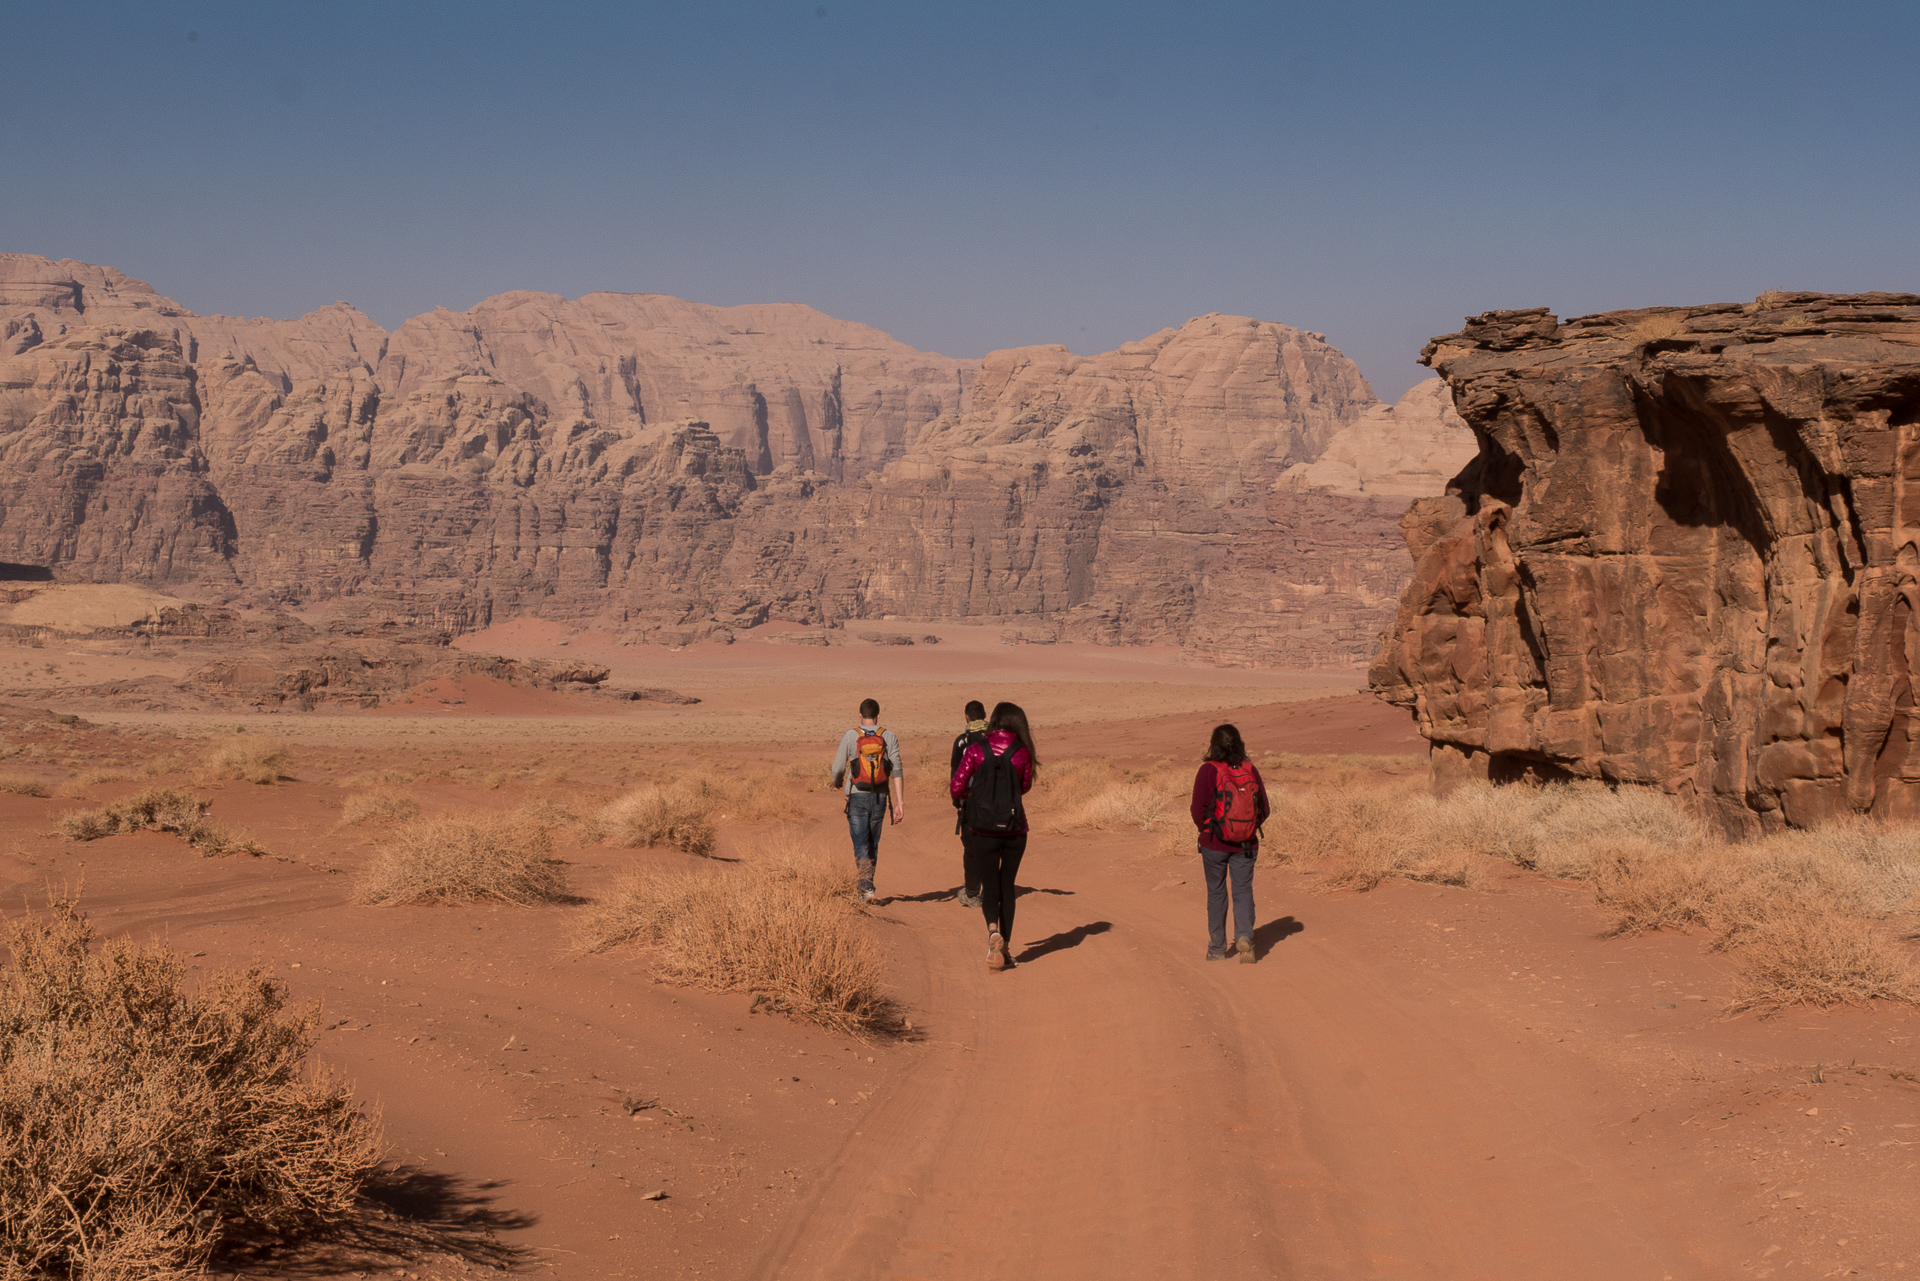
[
  {"left": 1252, "top": 915, "right": 1304, "bottom": 960},
  {"left": 1015, "top": 920, "right": 1112, "bottom": 964},
  {"left": 214, "top": 1166, "right": 535, "bottom": 1276}
]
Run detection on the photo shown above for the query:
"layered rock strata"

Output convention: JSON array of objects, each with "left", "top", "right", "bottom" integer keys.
[
  {"left": 0, "top": 254, "right": 1472, "bottom": 667},
  {"left": 1370, "top": 293, "right": 1920, "bottom": 833}
]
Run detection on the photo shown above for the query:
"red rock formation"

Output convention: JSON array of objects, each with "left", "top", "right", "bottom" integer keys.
[
  {"left": 1370, "top": 293, "right": 1920, "bottom": 832},
  {"left": 0, "top": 254, "right": 1473, "bottom": 667}
]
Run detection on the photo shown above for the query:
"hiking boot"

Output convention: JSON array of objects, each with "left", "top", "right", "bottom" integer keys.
[
  {"left": 1236, "top": 935, "right": 1256, "bottom": 964},
  {"left": 859, "top": 885, "right": 876, "bottom": 903},
  {"left": 986, "top": 931, "right": 1006, "bottom": 971},
  {"left": 1205, "top": 947, "right": 1231, "bottom": 961},
  {"left": 958, "top": 890, "right": 980, "bottom": 908}
]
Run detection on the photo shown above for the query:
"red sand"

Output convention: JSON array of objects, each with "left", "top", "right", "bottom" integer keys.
[{"left": 2, "top": 642, "right": 1916, "bottom": 1279}]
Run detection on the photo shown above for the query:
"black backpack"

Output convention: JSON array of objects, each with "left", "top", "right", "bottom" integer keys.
[{"left": 961, "top": 740, "right": 1025, "bottom": 834}]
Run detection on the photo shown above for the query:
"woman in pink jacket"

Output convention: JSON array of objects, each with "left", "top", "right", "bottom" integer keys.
[{"left": 949, "top": 701, "right": 1038, "bottom": 971}]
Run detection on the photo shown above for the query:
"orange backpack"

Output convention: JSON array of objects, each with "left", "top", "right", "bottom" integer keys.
[{"left": 848, "top": 726, "right": 891, "bottom": 791}]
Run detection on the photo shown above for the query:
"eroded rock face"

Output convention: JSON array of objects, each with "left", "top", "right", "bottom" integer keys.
[
  {"left": 0, "top": 255, "right": 1473, "bottom": 667},
  {"left": 1369, "top": 293, "right": 1920, "bottom": 833}
]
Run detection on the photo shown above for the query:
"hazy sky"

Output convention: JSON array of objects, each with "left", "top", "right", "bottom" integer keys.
[{"left": 6, "top": 1, "right": 1917, "bottom": 399}]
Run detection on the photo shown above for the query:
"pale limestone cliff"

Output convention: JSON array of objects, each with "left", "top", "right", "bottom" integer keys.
[
  {"left": 0, "top": 256, "right": 1473, "bottom": 667},
  {"left": 1277, "top": 379, "right": 1477, "bottom": 499}
]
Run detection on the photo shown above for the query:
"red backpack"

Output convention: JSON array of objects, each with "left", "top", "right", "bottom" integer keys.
[{"left": 1211, "top": 762, "right": 1261, "bottom": 845}]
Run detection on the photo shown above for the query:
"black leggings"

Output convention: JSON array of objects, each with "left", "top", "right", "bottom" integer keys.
[{"left": 962, "top": 830, "right": 1027, "bottom": 940}]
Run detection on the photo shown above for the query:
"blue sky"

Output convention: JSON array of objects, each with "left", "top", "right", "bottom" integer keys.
[{"left": 5, "top": 1, "right": 1917, "bottom": 399}]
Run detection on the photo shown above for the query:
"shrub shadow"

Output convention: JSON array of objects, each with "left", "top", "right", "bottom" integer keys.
[
  {"left": 1014, "top": 885, "right": 1075, "bottom": 898},
  {"left": 213, "top": 1165, "right": 535, "bottom": 1275},
  {"left": 1253, "top": 915, "right": 1304, "bottom": 960},
  {"left": 1014, "top": 920, "right": 1112, "bottom": 964}
]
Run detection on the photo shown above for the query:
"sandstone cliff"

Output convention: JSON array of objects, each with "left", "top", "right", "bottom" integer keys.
[
  {"left": 0, "top": 254, "right": 1471, "bottom": 668},
  {"left": 1370, "top": 292, "right": 1920, "bottom": 832}
]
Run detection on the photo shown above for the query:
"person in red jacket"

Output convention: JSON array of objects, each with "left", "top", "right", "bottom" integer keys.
[
  {"left": 1189, "top": 723, "right": 1270, "bottom": 963},
  {"left": 949, "top": 701, "right": 1038, "bottom": 971}
]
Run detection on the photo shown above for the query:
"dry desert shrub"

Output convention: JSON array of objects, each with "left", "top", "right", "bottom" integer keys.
[
  {"left": 1257, "top": 753, "right": 1425, "bottom": 791},
  {"left": 139, "top": 752, "right": 189, "bottom": 778},
  {"left": 201, "top": 738, "right": 294, "bottom": 785},
  {"left": 338, "top": 788, "right": 421, "bottom": 827},
  {"left": 575, "top": 838, "right": 884, "bottom": 1033},
  {"left": 1038, "top": 757, "right": 1191, "bottom": 833},
  {"left": 0, "top": 774, "right": 46, "bottom": 798},
  {"left": 1627, "top": 312, "right": 1689, "bottom": 343},
  {"left": 516, "top": 796, "right": 610, "bottom": 847},
  {"left": 1585, "top": 837, "right": 1722, "bottom": 936},
  {"left": 0, "top": 899, "right": 383, "bottom": 1278},
  {"left": 55, "top": 787, "right": 267, "bottom": 858},
  {"left": 1289, "top": 778, "right": 1920, "bottom": 1011},
  {"left": 51, "top": 768, "right": 135, "bottom": 797},
  {"left": 600, "top": 785, "right": 717, "bottom": 856},
  {"left": 596, "top": 767, "right": 806, "bottom": 854},
  {"left": 703, "top": 768, "right": 808, "bottom": 824},
  {"left": 340, "top": 768, "right": 423, "bottom": 789},
  {"left": 1744, "top": 288, "right": 1792, "bottom": 314},
  {"left": 1072, "top": 784, "right": 1171, "bottom": 830},
  {"left": 1728, "top": 906, "right": 1920, "bottom": 1013},
  {"left": 355, "top": 813, "right": 569, "bottom": 907}
]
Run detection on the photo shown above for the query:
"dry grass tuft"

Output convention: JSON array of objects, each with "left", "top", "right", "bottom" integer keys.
[
  {"left": 600, "top": 786, "right": 718, "bottom": 856},
  {"left": 1627, "top": 312, "right": 1689, "bottom": 343},
  {"left": 1729, "top": 907, "right": 1920, "bottom": 1013},
  {"left": 0, "top": 774, "right": 47, "bottom": 798},
  {"left": 1038, "top": 757, "right": 1189, "bottom": 833},
  {"left": 340, "top": 768, "right": 423, "bottom": 789},
  {"left": 51, "top": 768, "right": 135, "bottom": 797},
  {"left": 593, "top": 767, "right": 807, "bottom": 855},
  {"left": 515, "top": 796, "right": 612, "bottom": 847},
  {"left": 1282, "top": 779, "right": 1920, "bottom": 1012},
  {"left": 201, "top": 738, "right": 294, "bottom": 785},
  {"left": 576, "top": 838, "right": 886, "bottom": 1033},
  {"left": 338, "top": 788, "right": 422, "bottom": 827},
  {"left": 355, "top": 813, "right": 569, "bottom": 907},
  {"left": 0, "top": 898, "right": 383, "bottom": 1278},
  {"left": 1744, "top": 288, "right": 1792, "bottom": 314},
  {"left": 55, "top": 787, "right": 267, "bottom": 858}
]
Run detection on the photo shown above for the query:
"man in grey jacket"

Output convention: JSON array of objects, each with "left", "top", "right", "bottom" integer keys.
[{"left": 831, "top": 697, "right": 905, "bottom": 902}]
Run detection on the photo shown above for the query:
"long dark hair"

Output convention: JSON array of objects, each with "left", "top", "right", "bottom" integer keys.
[
  {"left": 989, "top": 701, "right": 1039, "bottom": 768},
  {"left": 1204, "top": 723, "right": 1247, "bottom": 766}
]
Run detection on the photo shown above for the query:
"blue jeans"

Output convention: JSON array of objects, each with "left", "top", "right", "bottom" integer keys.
[
  {"left": 1201, "top": 843, "right": 1256, "bottom": 951},
  {"left": 846, "top": 790, "right": 887, "bottom": 893}
]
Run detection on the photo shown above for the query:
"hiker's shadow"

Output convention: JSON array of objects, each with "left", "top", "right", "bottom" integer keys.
[
  {"left": 886, "top": 886, "right": 960, "bottom": 904},
  {"left": 1253, "top": 915, "right": 1304, "bottom": 960},
  {"left": 1014, "top": 884, "right": 1074, "bottom": 898},
  {"left": 1014, "top": 920, "right": 1112, "bottom": 964}
]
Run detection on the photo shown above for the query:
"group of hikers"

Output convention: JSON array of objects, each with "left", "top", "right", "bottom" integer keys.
[{"left": 830, "top": 697, "right": 1271, "bottom": 969}]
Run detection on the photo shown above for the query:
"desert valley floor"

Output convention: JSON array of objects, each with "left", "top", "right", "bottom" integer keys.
[{"left": 2, "top": 622, "right": 1916, "bottom": 1280}]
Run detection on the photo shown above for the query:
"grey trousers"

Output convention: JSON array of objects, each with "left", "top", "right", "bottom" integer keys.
[{"left": 1200, "top": 843, "right": 1256, "bottom": 951}]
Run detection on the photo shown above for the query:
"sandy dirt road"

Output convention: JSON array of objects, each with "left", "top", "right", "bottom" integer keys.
[
  {"left": 756, "top": 817, "right": 1745, "bottom": 1281},
  {"left": 5, "top": 686, "right": 1913, "bottom": 1279}
]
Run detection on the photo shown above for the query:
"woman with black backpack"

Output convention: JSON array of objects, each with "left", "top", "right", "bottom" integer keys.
[
  {"left": 1191, "top": 723, "right": 1270, "bottom": 963},
  {"left": 949, "top": 701, "right": 1038, "bottom": 971}
]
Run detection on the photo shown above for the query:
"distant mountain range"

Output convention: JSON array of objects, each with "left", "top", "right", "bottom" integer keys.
[{"left": 0, "top": 252, "right": 1472, "bottom": 666}]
